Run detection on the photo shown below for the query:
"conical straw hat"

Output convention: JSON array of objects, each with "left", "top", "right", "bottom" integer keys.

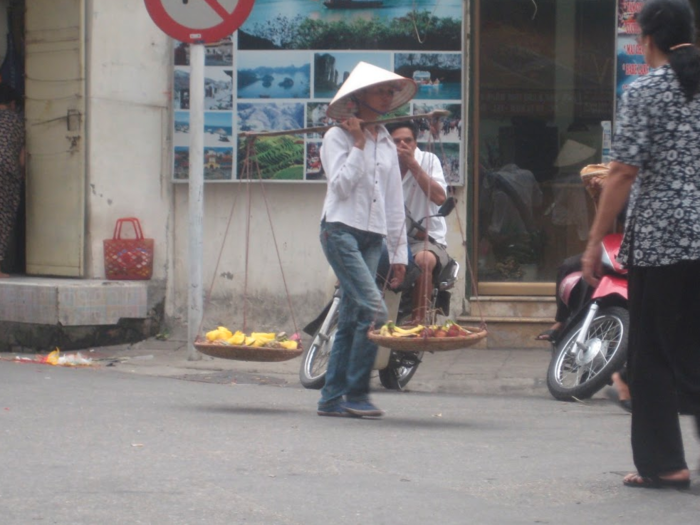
[
  {"left": 326, "top": 62, "right": 417, "bottom": 120},
  {"left": 554, "top": 139, "right": 596, "bottom": 167}
]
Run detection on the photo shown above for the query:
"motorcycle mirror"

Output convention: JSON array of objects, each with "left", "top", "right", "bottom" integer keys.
[{"left": 437, "top": 196, "right": 456, "bottom": 217}]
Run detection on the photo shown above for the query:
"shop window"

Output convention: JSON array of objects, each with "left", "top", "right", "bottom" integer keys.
[{"left": 476, "top": 0, "right": 615, "bottom": 286}]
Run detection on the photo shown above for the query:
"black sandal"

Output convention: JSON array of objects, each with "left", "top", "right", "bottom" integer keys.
[
  {"left": 623, "top": 473, "right": 690, "bottom": 489},
  {"left": 534, "top": 329, "right": 559, "bottom": 342}
]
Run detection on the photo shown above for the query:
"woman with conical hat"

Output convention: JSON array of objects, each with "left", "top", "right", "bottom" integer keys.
[{"left": 317, "top": 62, "right": 417, "bottom": 418}]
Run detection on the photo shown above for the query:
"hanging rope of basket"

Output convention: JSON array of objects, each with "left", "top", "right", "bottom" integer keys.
[{"left": 193, "top": 138, "right": 303, "bottom": 362}]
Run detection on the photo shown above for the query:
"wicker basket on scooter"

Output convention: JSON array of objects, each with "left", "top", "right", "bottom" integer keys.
[
  {"left": 194, "top": 338, "right": 303, "bottom": 362},
  {"left": 367, "top": 326, "right": 487, "bottom": 352}
]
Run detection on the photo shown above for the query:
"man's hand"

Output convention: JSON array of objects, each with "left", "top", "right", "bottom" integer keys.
[
  {"left": 395, "top": 141, "right": 418, "bottom": 170},
  {"left": 581, "top": 242, "right": 603, "bottom": 287},
  {"left": 389, "top": 264, "right": 406, "bottom": 289}
]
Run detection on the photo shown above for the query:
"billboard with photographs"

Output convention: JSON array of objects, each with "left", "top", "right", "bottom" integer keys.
[{"left": 172, "top": 0, "right": 464, "bottom": 184}]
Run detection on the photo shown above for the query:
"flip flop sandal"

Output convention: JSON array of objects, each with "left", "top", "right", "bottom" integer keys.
[
  {"left": 534, "top": 329, "right": 559, "bottom": 342},
  {"left": 623, "top": 473, "right": 691, "bottom": 489}
]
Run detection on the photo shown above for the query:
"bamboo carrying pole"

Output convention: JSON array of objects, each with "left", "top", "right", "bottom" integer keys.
[{"left": 238, "top": 109, "right": 451, "bottom": 138}]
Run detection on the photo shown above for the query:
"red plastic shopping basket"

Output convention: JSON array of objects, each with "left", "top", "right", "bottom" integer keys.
[{"left": 103, "top": 218, "right": 154, "bottom": 280}]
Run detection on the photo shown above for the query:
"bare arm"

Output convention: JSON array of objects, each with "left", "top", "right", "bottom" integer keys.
[
  {"left": 581, "top": 161, "right": 638, "bottom": 286},
  {"left": 397, "top": 143, "right": 446, "bottom": 205}
]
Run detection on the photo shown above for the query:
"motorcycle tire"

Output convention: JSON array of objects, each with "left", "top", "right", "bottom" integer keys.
[
  {"left": 299, "top": 311, "right": 337, "bottom": 390},
  {"left": 547, "top": 305, "right": 629, "bottom": 401},
  {"left": 378, "top": 351, "right": 423, "bottom": 390}
]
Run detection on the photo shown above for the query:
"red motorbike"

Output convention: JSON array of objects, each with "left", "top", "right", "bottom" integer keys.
[{"left": 546, "top": 233, "right": 629, "bottom": 401}]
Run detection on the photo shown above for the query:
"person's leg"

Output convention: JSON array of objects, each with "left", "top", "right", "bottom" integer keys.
[
  {"left": 411, "top": 249, "right": 438, "bottom": 324},
  {"left": 318, "top": 223, "right": 371, "bottom": 409},
  {"left": 627, "top": 264, "right": 690, "bottom": 480},
  {"left": 344, "top": 232, "right": 386, "bottom": 406},
  {"left": 537, "top": 254, "right": 584, "bottom": 340},
  {"left": 318, "top": 223, "right": 386, "bottom": 411},
  {"left": 318, "top": 286, "right": 357, "bottom": 410}
]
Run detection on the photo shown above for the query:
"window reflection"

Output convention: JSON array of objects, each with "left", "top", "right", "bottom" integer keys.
[{"left": 477, "top": 0, "right": 615, "bottom": 284}]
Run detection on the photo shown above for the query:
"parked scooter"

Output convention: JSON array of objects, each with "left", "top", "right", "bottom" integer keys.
[
  {"left": 299, "top": 197, "right": 460, "bottom": 391},
  {"left": 546, "top": 233, "right": 629, "bottom": 401}
]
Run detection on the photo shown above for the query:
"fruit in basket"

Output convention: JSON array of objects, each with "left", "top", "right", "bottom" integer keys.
[
  {"left": 226, "top": 331, "right": 245, "bottom": 345},
  {"left": 202, "top": 327, "right": 301, "bottom": 350},
  {"left": 377, "top": 320, "right": 473, "bottom": 338},
  {"left": 251, "top": 332, "right": 276, "bottom": 341}
]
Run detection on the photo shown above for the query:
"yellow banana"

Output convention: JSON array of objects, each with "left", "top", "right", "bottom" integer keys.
[
  {"left": 279, "top": 340, "right": 298, "bottom": 350},
  {"left": 227, "top": 331, "right": 246, "bottom": 345},
  {"left": 217, "top": 326, "right": 233, "bottom": 339},
  {"left": 393, "top": 324, "right": 424, "bottom": 335},
  {"left": 206, "top": 329, "right": 221, "bottom": 341},
  {"left": 244, "top": 336, "right": 256, "bottom": 346},
  {"left": 251, "top": 332, "right": 276, "bottom": 341}
]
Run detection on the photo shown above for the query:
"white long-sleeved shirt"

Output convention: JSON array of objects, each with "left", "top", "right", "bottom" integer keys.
[
  {"left": 320, "top": 125, "right": 407, "bottom": 265},
  {"left": 402, "top": 148, "right": 448, "bottom": 247}
]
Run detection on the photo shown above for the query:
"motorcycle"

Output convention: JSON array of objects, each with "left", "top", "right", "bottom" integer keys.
[
  {"left": 546, "top": 233, "right": 629, "bottom": 401},
  {"left": 299, "top": 197, "right": 460, "bottom": 391}
]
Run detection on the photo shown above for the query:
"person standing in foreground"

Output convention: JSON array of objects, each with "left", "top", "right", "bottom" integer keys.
[
  {"left": 582, "top": 0, "right": 700, "bottom": 489},
  {"left": 0, "top": 84, "right": 25, "bottom": 278},
  {"left": 317, "top": 62, "right": 416, "bottom": 418},
  {"left": 386, "top": 121, "right": 449, "bottom": 324}
]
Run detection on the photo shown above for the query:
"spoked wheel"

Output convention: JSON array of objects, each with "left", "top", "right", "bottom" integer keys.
[
  {"left": 378, "top": 351, "right": 424, "bottom": 390},
  {"left": 547, "top": 306, "right": 629, "bottom": 401},
  {"left": 299, "top": 313, "right": 337, "bottom": 390}
]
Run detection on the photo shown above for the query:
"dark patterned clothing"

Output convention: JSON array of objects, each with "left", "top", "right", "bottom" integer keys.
[
  {"left": 0, "top": 108, "right": 24, "bottom": 260},
  {"left": 612, "top": 64, "right": 700, "bottom": 267},
  {"left": 613, "top": 64, "right": 700, "bottom": 479}
]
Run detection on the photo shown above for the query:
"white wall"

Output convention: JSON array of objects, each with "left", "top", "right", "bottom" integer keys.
[{"left": 85, "top": 0, "right": 171, "bottom": 289}]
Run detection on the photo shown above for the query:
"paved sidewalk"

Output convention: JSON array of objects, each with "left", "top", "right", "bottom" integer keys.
[{"left": 43, "top": 335, "right": 558, "bottom": 398}]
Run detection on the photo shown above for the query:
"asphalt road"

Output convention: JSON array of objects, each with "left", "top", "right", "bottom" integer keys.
[{"left": 1, "top": 357, "right": 699, "bottom": 524}]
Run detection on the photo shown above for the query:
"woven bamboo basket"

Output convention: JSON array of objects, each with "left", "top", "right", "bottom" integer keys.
[
  {"left": 367, "top": 326, "right": 487, "bottom": 352},
  {"left": 194, "top": 339, "right": 303, "bottom": 362}
]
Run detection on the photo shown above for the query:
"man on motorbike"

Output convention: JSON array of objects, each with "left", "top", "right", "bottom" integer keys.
[{"left": 386, "top": 121, "right": 450, "bottom": 324}]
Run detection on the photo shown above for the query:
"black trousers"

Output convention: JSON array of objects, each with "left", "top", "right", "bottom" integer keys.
[{"left": 627, "top": 260, "right": 700, "bottom": 477}]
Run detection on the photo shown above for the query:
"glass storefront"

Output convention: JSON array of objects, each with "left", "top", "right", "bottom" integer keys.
[{"left": 474, "top": 0, "right": 616, "bottom": 294}]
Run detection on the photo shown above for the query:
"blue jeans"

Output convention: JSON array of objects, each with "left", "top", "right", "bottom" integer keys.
[{"left": 318, "top": 221, "right": 387, "bottom": 409}]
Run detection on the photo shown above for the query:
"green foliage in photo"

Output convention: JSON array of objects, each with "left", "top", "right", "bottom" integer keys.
[{"left": 237, "top": 136, "right": 304, "bottom": 180}]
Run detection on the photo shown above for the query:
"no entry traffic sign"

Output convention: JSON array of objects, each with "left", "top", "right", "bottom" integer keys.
[{"left": 144, "top": 0, "right": 255, "bottom": 43}]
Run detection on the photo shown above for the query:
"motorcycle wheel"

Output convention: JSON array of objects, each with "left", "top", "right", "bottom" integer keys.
[
  {"left": 299, "top": 312, "right": 337, "bottom": 390},
  {"left": 378, "top": 351, "right": 424, "bottom": 390},
  {"left": 547, "top": 305, "right": 629, "bottom": 401}
]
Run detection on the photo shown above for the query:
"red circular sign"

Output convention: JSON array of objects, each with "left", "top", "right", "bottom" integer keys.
[{"left": 144, "top": 0, "right": 256, "bottom": 44}]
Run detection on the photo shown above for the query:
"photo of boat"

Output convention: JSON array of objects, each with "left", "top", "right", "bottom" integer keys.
[{"left": 323, "top": 0, "right": 384, "bottom": 9}]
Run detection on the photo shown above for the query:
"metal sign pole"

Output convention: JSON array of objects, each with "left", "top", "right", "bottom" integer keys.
[{"left": 187, "top": 43, "right": 205, "bottom": 361}]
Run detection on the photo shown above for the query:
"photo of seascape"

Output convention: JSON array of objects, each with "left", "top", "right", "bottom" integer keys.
[
  {"left": 204, "top": 112, "right": 233, "bottom": 147},
  {"left": 238, "top": 52, "right": 311, "bottom": 99},
  {"left": 314, "top": 52, "right": 391, "bottom": 99},
  {"left": 238, "top": 0, "right": 462, "bottom": 51},
  {"left": 395, "top": 53, "right": 462, "bottom": 100}
]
